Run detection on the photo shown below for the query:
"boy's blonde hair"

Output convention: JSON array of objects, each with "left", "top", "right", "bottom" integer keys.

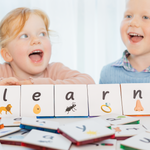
[{"left": 0, "top": 7, "right": 50, "bottom": 48}]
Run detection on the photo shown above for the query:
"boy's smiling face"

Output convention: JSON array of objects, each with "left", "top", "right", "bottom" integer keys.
[
  {"left": 120, "top": 0, "right": 150, "bottom": 56},
  {"left": 4, "top": 14, "right": 51, "bottom": 78}
]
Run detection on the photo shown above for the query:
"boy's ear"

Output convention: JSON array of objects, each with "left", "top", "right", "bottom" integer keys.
[{"left": 1, "top": 48, "right": 13, "bottom": 62}]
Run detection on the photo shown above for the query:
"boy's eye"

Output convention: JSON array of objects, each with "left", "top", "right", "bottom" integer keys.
[
  {"left": 20, "top": 34, "right": 28, "bottom": 39},
  {"left": 143, "top": 16, "right": 149, "bottom": 19},
  {"left": 39, "top": 32, "right": 46, "bottom": 36},
  {"left": 126, "top": 15, "right": 132, "bottom": 18}
]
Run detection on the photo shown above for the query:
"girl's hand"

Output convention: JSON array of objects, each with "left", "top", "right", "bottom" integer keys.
[
  {"left": 18, "top": 79, "right": 33, "bottom": 85},
  {"left": 0, "top": 77, "right": 19, "bottom": 85}
]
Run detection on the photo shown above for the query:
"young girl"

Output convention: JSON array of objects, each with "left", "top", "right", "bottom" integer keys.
[{"left": 0, "top": 7, "right": 95, "bottom": 85}]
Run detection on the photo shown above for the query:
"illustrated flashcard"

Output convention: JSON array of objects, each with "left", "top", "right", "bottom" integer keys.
[
  {"left": 1, "top": 117, "right": 22, "bottom": 127},
  {"left": 121, "top": 83, "right": 150, "bottom": 115},
  {"left": 0, "top": 127, "right": 20, "bottom": 137},
  {"left": 89, "top": 117, "right": 111, "bottom": 128},
  {"left": 22, "top": 129, "right": 71, "bottom": 150},
  {"left": 112, "top": 124, "right": 146, "bottom": 140},
  {"left": 100, "top": 114, "right": 140, "bottom": 125},
  {"left": 0, "top": 129, "right": 29, "bottom": 145},
  {"left": 20, "top": 117, "right": 59, "bottom": 133},
  {"left": 88, "top": 84, "right": 122, "bottom": 116},
  {"left": 120, "top": 131, "right": 150, "bottom": 150},
  {"left": 21, "top": 85, "right": 54, "bottom": 117},
  {"left": 71, "top": 139, "right": 117, "bottom": 150},
  {"left": 58, "top": 119, "right": 115, "bottom": 146},
  {"left": 55, "top": 85, "right": 88, "bottom": 117},
  {"left": 0, "top": 86, "right": 20, "bottom": 118}
]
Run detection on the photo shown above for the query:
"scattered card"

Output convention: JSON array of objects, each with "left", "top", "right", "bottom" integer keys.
[
  {"left": 22, "top": 129, "right": 71, "bottom": 150},
  {"left": 120, "top": 131, "right": 150, "bottom": 150},
  {"left": 0, "top": 127, "right": 20, "bottom": 137},
  {"left": 101, "top": 114, "right": 140, "bottom": 125},
  {"left": 1, "top": 117, "right": 22, "bottom": 127},
  {"left": 58, "top": 119, "right": 115, "bottom": 146},
  {"left": 112, "top": 124, "right": 146, "bottom": 140},
  {"left": 20, "top": 117, "right": 59, "bottom": 133},
  {"left": 0, "top": 129, "right": 29, "bottom": 145}
]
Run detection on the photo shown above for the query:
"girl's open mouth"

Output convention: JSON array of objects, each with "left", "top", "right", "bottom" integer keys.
[
  {"left": 128, "top": 33, "right": 144, "bottom": 43},
  {"left": 29, "top": 50, "right": 43, "bottom": 63}
]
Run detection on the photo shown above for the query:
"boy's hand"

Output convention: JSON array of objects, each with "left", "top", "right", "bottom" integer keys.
[
  {"left": 0, "top": 77, "right": 19, "bottom": 85},
  {"left": 18, "top": 79, "right": 33, "bottom": 85}
]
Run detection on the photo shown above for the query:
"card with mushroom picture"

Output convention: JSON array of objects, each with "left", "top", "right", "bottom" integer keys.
[
  {"left": 21, "top": 85, "right": 54, "bottom": 117},
  {"left": 121, "top": 83, "right": 150, "bottom": 115}
]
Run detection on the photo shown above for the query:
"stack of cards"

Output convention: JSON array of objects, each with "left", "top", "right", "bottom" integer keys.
[
  {"left": 120, "top": 131, "right": 150, "bottom": 150},
  {"left": 100, "top": 114, "right": 140, "bottom": 125},
  {"left": 58, "top": 119, "right": 115, "bottom": 146},
  {"left": 112, "top": 124, "right": 146, "bottom": 140},
  {"left": 21, "top": 129, "right": 71, "bottom": 150},
  {"left": 0, "top": 129, "right": 29, "bottom": 145},
  {"left": 20, "top": 117, "right": 59, "bottom": 133}
]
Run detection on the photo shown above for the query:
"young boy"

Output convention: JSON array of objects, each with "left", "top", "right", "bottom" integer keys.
[{"left": 100, "top": 0, "right": 150, "bottom": 84}]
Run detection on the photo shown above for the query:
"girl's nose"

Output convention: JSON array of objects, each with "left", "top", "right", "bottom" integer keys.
[
  {"left": 128, "top": 17, "right": 140, "bottom": 28},
  {"left": 30, "top": 36, "right": 41, "bottom": 45}
]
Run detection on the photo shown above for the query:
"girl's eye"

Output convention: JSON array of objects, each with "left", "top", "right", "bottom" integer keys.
[
  {"left": 20, "top": 34, "right": 28, "bottom": 39},
  {"left": 126, "top": 15, "right": 132, "bottom": 18},
  {"left": 39, "top": 32, "right": 46, "bottom": 36},
  {"left": 143, "top": 16, "right": 149, "bottom": 19}
]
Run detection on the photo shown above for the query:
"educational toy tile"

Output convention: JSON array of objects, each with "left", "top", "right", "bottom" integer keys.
[
  {"left": 100, "top": 114, "right": 140, "bottom": 125},
  {"left": 112, "top": 124, "right": 146, "bottom": 140},
  {"left": 121, "top": 83, "right": 150, "bottom": 115},
  {"left": 120, "top": 131, "right": 150, "bottom": 150},
  {"left": 58, "top": 119, "right": 115, "bottom": 145},
  {"left": 55, "top": 85, "right": 88, "bottom": 117},
  {"left": 22, "top": 129, "right": 71, "bottom": 150},
  {"left": 1, "top": 117, "right": 22, "bottom": 127},
  {"left": 88, "top": 84, "right": 122, "bottom": 116},
  {"left": 0, "top": 86, "right": 20, "bottom": 117},
  {"left": 21, "top": 85, "right": 54, "bottom": 117},
  {"left": 0, "top": 127, "right": 20, "bottom": 137},
  {"left": 0, "top": 129, "right": 29, "bottom": 145}
]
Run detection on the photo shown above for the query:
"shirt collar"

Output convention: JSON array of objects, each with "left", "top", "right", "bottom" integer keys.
[{"left": 112, "top": 50, "right": 150, "bottom": 72}]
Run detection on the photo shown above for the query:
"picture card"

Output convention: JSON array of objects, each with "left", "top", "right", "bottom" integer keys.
[
  {"left": 71, "top": 139, "right": 117, "bottom": 150},
  {"left": 120, "top": 131, "right": 150, "bottom": 150},
  {"left": 100, "top": 114, "right": 140, "bottom": 125},
  {"left": 0, "top": 127, "right": 20, "bottom": 137},
  {"left": 0, "top": 86, "right": 20, "bottom": 117},
  {"left": 55, "top": 85, "right": 88, "bottom": 117},
  {"left": 21, "top": 85, "right": 54, "bottom": 117},
  {"left": 1, "top": 117, "right": 22, "bottom": 127},
  {"left": 0, "top": 129, "right": 29, "bottom": 145},
  {"left": 121, "top": 83, "right": 150, "bottom": 115},
  {"left": 20, "top": 117, "right": 59, "bottom": 133},
  {"left": 112, "top": 124, "right": 146, "bottom": 140},
  {"left": 58, "top": 119, "right": 115, "bottom": 146},
  {"left": 88, "top": 84, "right": 122, "bottom": 116},
  {"left": 22, "top": 129, "right": 71, "bottom": 150}
]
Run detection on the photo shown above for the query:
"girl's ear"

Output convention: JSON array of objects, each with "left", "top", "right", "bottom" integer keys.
[{"left": 1, "top": 48, "right": 13, "bottom": 62}]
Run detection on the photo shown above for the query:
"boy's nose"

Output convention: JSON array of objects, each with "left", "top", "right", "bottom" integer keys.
[
  {"left": 128, "top": 17, "right": 140, "bottom": 28},
  {"left": 30, "top": 37, "right": 41, "bottom": 45}
]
